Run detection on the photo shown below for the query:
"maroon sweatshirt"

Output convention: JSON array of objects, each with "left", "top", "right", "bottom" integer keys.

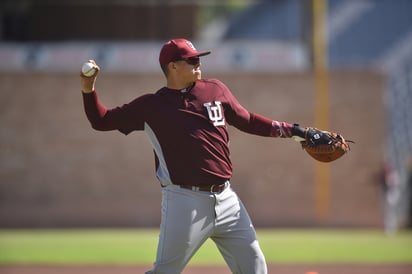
[{"left": 83, "top": 79, "right": 293, "bottom": 187}]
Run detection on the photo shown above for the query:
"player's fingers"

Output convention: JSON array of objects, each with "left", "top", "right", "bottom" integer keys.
[
  {"left": 80, "top": 70, "right": 99, "bottom": 79},
  {"left": 87, "top": 59, "right": 100, "bottom": 70}
]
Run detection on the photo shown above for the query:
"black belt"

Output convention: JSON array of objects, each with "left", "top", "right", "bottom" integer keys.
[{"left": 179, "top": 181, "right": 229, "bottom": 194}]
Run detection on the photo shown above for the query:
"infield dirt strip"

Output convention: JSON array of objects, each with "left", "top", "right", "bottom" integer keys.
[{"left": 1, "top": 264, "right": 412, "bottom": 274}]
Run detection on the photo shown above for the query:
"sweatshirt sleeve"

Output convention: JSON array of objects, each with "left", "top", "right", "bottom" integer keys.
[
  {"left": 218, "top": 81, "right": 293, "bottom": 138},
  {"left": 231, "top": 111, "right": 293, "bottom": 137},
  {"left": 247, "top": 113, "right": 293, "bottom": 137},
  {"left": 82, "top": 91, "right": 145, "bottom": 135},
  {"left": 82, "top": 91, "right": 109, "bottom": 130}
]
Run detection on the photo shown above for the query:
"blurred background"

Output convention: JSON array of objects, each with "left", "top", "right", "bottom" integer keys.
[{"left": 0, "top": 0, "right": 411, "bottom": 233}]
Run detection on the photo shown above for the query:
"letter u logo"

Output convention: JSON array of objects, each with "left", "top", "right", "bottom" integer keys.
[{"left": 203, "top": 101, "right": 225, "bottom": 126}]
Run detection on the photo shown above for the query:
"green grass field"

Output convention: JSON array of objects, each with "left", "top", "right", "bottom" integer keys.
[{"left": 0, "top": 229, "right": 411, "bottom": 265}]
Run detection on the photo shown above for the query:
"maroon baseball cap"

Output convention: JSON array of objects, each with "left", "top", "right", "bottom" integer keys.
[{"left": 159, "top": 38, "right": 211, "bottom": 66}]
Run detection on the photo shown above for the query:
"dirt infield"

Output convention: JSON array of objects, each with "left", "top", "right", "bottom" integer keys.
[{"left": 1, "top": 264, "right": 411, "bottom": 274}]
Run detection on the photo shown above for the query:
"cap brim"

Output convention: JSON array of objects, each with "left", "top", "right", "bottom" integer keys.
[{"left": 183, "top": 51, "right": 211, "bottom": 58}]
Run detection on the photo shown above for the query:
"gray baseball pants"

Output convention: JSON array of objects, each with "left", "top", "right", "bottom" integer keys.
[{"left": 145, "top": 183, "right": 267, "bottom": 274}]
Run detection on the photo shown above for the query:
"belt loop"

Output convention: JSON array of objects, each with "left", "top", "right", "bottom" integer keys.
[{"left": 210, "top": 184, "right": 215, "bottom": 192}]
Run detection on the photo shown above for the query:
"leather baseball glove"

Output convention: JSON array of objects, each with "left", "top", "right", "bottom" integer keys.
[{"left": 292, "top": 125, "right": 353, "bottom": 163}]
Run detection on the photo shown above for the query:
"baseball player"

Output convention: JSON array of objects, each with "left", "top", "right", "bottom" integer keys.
[{"left": 81, "top": 38, "right": 308, "bottom": 274}]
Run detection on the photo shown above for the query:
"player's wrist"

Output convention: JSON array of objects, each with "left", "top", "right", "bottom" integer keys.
[
  {"left": 291, "top": 124, "right": 306, "bottom": 142},
  {"left": 292, "top": 124, "right": 306, "bottom": 138}
]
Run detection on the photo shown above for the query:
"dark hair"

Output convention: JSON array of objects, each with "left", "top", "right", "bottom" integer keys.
[{"left": 160, "top": 63, "right": 168, "bottom": 76}]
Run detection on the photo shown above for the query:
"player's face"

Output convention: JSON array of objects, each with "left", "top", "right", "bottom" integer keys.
[{"left": 175, "top": 57, "right": 202, "bottom": 84}]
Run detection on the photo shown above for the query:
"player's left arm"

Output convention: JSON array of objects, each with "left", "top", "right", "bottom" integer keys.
[
  {"left": 219, "top": 81, "right": 304, "bottom": 139},
  {"left": 230, "top": 110, "right": 305, "bottom": 139},
  {"left": 220, "top": 82, "right": 353, "bottom": 161},
  {"left": 235, "top": 111, "right": 293, "bottom": 138}
]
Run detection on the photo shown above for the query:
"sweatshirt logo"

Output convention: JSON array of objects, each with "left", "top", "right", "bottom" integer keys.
[{"left": 203, "top": 101, "right": 225, "bottom": 126}]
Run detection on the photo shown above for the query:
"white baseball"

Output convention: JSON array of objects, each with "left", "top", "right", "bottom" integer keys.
[{"left": 81, "top": 62, "right": 96, "bottom": 77}]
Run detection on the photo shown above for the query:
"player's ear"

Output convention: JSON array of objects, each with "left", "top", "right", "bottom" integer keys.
[
  {"left": 166, "top": 62, "right": 178, "bottom": 76},
  {"left": 169, "top": 62, "right": 177, "bottom": 70}
]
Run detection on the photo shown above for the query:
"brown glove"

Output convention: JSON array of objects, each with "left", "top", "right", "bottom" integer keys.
[
  {"left": 293, "top": 125, "right": 353, "bottom": 163},
  {"left": 301, "top": 127, "right": 353, "bottom": 163}
]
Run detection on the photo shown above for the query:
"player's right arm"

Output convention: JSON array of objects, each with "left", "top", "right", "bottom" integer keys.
[
  {"left": 80, "top": 61, "right": 145, "bottom": 134},
  {"left": 82, "top": 91, "right": 148, "bottom": 135}
]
